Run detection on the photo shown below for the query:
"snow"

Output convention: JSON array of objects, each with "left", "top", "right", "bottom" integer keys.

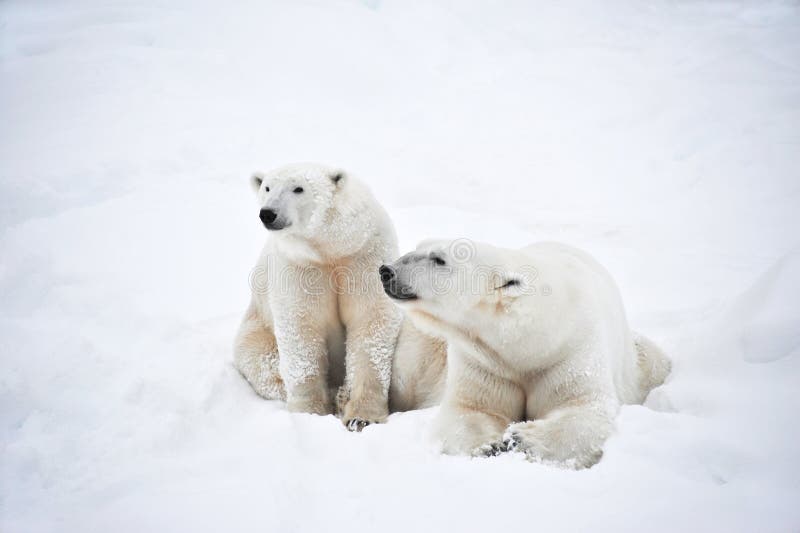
[{"left": 1, "top": 0, "right": 799, "bottom": 531}]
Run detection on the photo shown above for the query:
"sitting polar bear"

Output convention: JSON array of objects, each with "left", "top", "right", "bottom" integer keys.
[
  {"left": 233, "top": 163, "right": 445, "bottom": 430},
  {"left": 379, "top": 239, "right": 670, "bottom": 468}
]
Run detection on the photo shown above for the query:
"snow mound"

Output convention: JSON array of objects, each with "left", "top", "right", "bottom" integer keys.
[{"left": 727, "top": 250, "right": 800, "bottom": 363}]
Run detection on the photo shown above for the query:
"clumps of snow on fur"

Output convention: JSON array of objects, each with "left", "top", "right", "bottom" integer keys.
[
  {"left": 275, "top": 310, "right": 327, "bottom": 390},
  {"left": 366, "top": 308, "right": 404, "bottom": 395}
]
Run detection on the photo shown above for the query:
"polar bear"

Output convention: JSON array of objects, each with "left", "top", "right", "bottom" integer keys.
[
  {"left": 233, "top": 163, "right": 445, "bottom": 430},
  {"left": 379, "top": 239, "right": 670, "bottom": 467}
]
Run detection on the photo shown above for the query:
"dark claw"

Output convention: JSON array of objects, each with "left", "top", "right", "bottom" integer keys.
[
  {"left": 489, "top": 441, "right": 508, "bottom": 455},
  {"left": 503, "top": 431, "right": 522, "bottom": 452},
  {"left": 346, "top": 418, "right": 370, "bottom": 432},
  {"left": 476, "top": 441, "right": 508, "bottom": 457}
]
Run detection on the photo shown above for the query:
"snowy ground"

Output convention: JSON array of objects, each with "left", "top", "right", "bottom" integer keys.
[{"left": 2, "top": 1, "right": 799, "bottom": 531}]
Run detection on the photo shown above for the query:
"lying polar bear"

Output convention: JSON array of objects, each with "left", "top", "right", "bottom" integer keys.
[
  {"left": 379, "top": 239, "right": 670, "bottom": 468},
  {"left": 233, "top": 163, "right": 445, "bottom": 430}
]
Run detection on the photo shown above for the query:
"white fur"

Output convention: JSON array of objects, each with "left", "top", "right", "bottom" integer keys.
[
  {"left": 233, "top": 163, "right": 445, "bottom": 429},
  {"left": 385, "top": 240, "right": 670, "bottom": 467}
]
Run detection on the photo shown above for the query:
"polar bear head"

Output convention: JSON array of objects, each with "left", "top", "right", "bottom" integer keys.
[
  {"left": 379, "top": 239, "right": 535, "bottom": 346},
  {"left": 250, "top": 163, "right": 344, "bottom": 234},
  {"left": 249, "top": 163, "right": 382, "bottom": 261}
]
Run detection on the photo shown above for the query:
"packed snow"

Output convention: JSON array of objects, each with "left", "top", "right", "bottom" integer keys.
[{"left": 1, "top": 0, "right": 799, "bottom": 531}]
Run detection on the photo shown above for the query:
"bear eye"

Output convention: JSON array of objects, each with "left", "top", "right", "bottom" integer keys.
[
  {"left": 432, "top": 256, "right": 446, "bottom": 266},
  {"left": 499, "top": 279, "right": 519, "bottom": 289},
  {"left": 264, "top": 186, "right": 270, "bottom": 192},
  {"left": 293, "top": 187, "right": 304, "bottom": 194}
]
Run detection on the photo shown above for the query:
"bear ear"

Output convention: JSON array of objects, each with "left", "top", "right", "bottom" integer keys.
[
  {"left": 250, "top": 173, "right": 264, "bottom": 194},
  {"left": 330, "top": 171, "right": 345, "bottom": 186}
]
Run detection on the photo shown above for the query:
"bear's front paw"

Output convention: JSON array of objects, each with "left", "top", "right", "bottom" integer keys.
[
  {"left": 502, "top": 423, "right": 550, "bottom": 459},
  {"left": 502, "top": 422, "right": 600, "bottom": 469},
  {"left": 341, "top": 399, "right": 388, "bottom": 432}
]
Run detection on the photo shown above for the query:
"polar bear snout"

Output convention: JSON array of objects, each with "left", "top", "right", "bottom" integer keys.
[
  {"left": 379, "top": 264, "right": 417, "bottom": 301},
  {"left": 259, "top": 208, "right": 277, "bottom": 225},
  {"left": 259, "top": 208, "right": 289, "bottom": 230},
  {"left": 379, "top": 264, "right": 395, "bottom": 284}
]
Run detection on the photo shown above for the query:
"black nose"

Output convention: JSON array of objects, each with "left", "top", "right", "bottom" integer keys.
[
  {"left": 379, "top": 265, "right": 395, "bottom": 285},
  {"left": 259, "top": 209, "right": 277, "bottom": 225}
]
